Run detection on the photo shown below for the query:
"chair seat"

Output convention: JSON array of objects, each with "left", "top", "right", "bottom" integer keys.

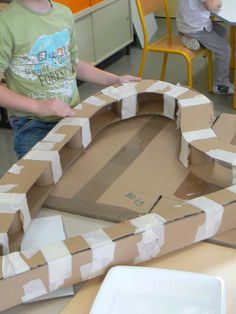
[{"left": 149, "top": 36, "right": 206, "bottom": 58}]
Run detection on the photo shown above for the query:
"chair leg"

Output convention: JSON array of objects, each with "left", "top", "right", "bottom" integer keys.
[
  {"left": 207, "top": 51, "right": 213, "bottom": 92},
  {"left": 186, "top": 58, "right": 193, "bottom": 87},
  {"left": 138, "top": 48, "right": 148, "bottom": 77},
  {"left": 233, "top": 55, "right": 236, "bottom": 110},
  {"left": 160, "top": 53, "right": 168, "bottom": 81}
]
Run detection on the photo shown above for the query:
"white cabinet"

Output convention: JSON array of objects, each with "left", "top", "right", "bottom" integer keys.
[
  {"left": 74, "top": 14, "right": 95, "bottom": 64},
  {"left": 74, "top": 0, "right": 133, "bottom": 65}
]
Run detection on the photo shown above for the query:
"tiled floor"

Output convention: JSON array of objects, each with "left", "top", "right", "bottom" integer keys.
[{"left": 0, "top": 20, "right": 235, "bottom": 176}]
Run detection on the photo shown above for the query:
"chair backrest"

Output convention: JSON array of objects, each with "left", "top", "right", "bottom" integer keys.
[
  {"left": 137, "top": 0, "right": 164, "bottom": 16},
  {"left": 135, "top": 0, "right": 172, "bottom": 46}
]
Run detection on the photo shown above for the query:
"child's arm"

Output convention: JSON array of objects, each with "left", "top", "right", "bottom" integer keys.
[
  {"left": 0, "top": 82, "right": 75, "bottom": 117},
  {"left": 203, "top": 0, "right": 222, "bottom": 11},
  {"left": 74, "top": 60, "right": 141, "bottom": 86}
]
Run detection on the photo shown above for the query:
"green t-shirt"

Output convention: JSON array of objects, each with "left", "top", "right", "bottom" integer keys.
[{"left": 0, "top": 0, "right": 80, "bottom": 121}]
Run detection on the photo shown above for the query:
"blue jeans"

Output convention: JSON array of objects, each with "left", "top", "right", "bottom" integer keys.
[{"left": 10, "top": 117, "right": 57, "bottom": 159}]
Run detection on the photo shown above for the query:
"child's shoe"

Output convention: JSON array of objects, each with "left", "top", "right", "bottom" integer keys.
[
  {"left": 179, "top": 33, "right": 200, "bottom": 51},
  {"left": 212, "top": 82, "right": 234, "bottom": 94}
]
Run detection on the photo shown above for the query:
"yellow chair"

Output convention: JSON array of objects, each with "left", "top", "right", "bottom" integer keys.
[{"left": 135, "top": 0, "right": 213, "bottom": 90}]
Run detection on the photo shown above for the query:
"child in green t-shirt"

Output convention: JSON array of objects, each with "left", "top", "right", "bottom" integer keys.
[{"left": 0, "top": 0, "right": 140, "bottom": 158}]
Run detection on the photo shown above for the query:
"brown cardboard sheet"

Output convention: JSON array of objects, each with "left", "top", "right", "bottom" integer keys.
[
  {"left": 209, "top": 228, "right": 236, "bottom": 248},
  {"left": 45, "top": 114, "right": 223, "bottom": 222}
]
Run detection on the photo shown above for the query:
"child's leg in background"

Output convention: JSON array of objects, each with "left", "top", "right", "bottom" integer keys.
[
  {"left": 185, "top": 23, "right": 231, "bottom": 86},
  {"left": 10, "top": 117, "right": 57, "bottom": 159}
]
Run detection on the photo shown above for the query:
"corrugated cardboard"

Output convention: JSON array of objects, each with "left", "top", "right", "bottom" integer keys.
[
  {"left": 0, "top": 80, "right": 235, "bottom": 312},
  {"left": 45, "top": 115, "right": 221, "bottom": 221},
  {"left": 209, "top": 228, "right": 236, "bottom": 248}
]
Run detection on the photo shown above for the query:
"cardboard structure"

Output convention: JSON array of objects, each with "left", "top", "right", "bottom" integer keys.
[{"left": 0, "top": 80, "right": 236, "bottom": 312}]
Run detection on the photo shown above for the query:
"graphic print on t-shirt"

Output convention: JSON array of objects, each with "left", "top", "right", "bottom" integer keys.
[{"left": 10, "top": 28, "right": 76, "bottom": 101}]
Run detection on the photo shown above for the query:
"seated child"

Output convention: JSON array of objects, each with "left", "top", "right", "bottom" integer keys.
[{"left": 176, "top": 0, "right": 233, "bottom": 94}]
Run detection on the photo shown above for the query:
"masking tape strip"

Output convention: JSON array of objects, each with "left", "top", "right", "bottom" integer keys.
[
  {"left": 80, "top": 229, "right": 115, "bottom": 281},
  {"left": 207, "top": 149, "right": 236, "bottom": 184},
  {"left": 21, "top": 248, "right": 39, "bottom": 260},
  {"left": 122, "top": 82, "right": 138, "bottom": 88},
  {"left": 130, "top": 213, "right": 166, "bottom": 264},
  {"left": 145, "top": 81, "right": 172, "bottom": 92},
  {"left": 0, "top": 233, "right": 9, "bottom": 255},
  {"left": 40, "top": 241, "right": 72, "bottom": 292},
  {"left": 49, "top": 117, "right": 91, "bottom": 149},
  {"left": 101, "top": 86, "right": 122, "bottom": 101},
  {"left": 21, "top": 279, "right": 48, "bottom": 302},
  {"left": 0, "top": 193, "right": 31, "bottom": 231},
  {"left": 178, "top": 94, "right": 211, "bottom": 107},
  {"left": 2, "top": 252, "right": 30, "bottom": 278},
  {"left": 187, "top": 196, "right": 224, "bottom": 242},
  {"left": 163, "top": 85, "right": 188, "bottom": 119},
  {"left": 227, "top": 185, "right": 236, "bottom": 193},
  {"left": 122, "top": 94, "right": 137, "bottom": 119},
  {"left": 42, "top": 133, "right": 65, "bottom": 143},
  {"left": 0, "top": 184, "right": 17, "bottom": 192},
  {"left": 84, "top": 95, "right": 107, "bottom": 107},
  {"left": 179, "top": 128, "right": 216, "bottom": 167},
  {"left": 117, "top": 84, "right": 137, "bottom": 97},
  {"left": 32, "top": 142, "right": 55, "bottom": 151},
  {"left": 8, "top": 164, "right": 24, "bottom": 175},
  {"left": 23, "top": 150, "right": 62, "bottom": 184},
  {"left": 74, "top": 103, "right": 83, "bottom": 110}
]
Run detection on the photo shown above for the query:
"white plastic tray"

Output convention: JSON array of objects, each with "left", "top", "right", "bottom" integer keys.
[{"left": 89, "top": 266, "right": 225, "bottom": 314}]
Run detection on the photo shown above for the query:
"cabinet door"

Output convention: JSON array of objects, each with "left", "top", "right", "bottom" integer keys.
[
  {"left": 92, "top": 0, "right": 133, "bottom": 63},
  {"left": 74, "top": 14, "right": 95, "bottom": 64}
]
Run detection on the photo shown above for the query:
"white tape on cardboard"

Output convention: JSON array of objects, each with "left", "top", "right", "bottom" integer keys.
[
  {"left": 122, "top": 82, "right": 138, "bottom": 88},
  {"left": 145, "top": 81, "right": 172, "bottom": 92},
  {"left": 43, "top": 133, "right": 65, "bottom": 143},
  {"left": 207, "top": 149, "right": 236, "bottom": 184},
  {"left": 122, "top": 94, "right": 137, "bottom": 119},
  {"left": 0, "top": 193, "right": 31, "bottom": 231},
  {"left": 179, "top": 128, "right": 216, "bottom": 167},
  {"left": 163, "top": 94, "right": 176, "bottom": 120},
  {"left": 117, "top": 84, "right": 137, "bottom": 97},
  {"left": 80, "top": 229, "right": 115, "bottom": 281},
  {"left": 101, "top": 86, "right": 122, "bottom": 101},
  {"left": 84, "top": 95, "right": 107, "bottom": 107},
  {"left": 187, "top": 196, "right": 224, "bottom": 242},
  {"left": 2, "top": 252, "right": 30, "bottom": 278},
  {"left": 130, "top": 213, "right": 166, "bottom": 264},
  {"left": 178, "top": 94, "right": 211, "bottom": 108},
  {"left": 0, "top": 233, "right": 9, "bottom": 255},
  {"left": 48, "top": 117, "right": 91, "bottom": 148},
  {"left": 0, "top": 184, "right": 17, "bottom": 192},
  {"left": 163, "top": 86, "right": 189, "bottom": 119},
  {"left": 40, "top": 241, "right": 72, "bottom": 292},
  {"left": 8, "top": 164, "right": 24, "bottom": 175},
  {"left": 23, "top": 150, "right": 62, "bottom": 184},
  {"left": 32, "top": 142, "right": 55, "bottom": 151},
  {"left": 21, "top": 279, "right": 48, "bottom": 302},
  {"left": 227, "top": 185, "right": 236, "bottom": 193},
  {"left": 74, "top": 103, "right": 83, "bottom": 110}
]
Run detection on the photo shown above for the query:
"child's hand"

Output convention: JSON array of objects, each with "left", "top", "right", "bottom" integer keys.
[
  {"left": 38, "top": 99, "right": 76, "bottom": 117},
  {"left": 117, "top": 75, "right": 141, "bottom": 83},
  {"left": 204, "top": 0, "right": 222, "bottom": 12}
]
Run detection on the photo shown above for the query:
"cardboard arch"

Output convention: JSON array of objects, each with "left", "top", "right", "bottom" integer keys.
[{"left": 0, "top": 80, "right": 236, "bottom": 311}]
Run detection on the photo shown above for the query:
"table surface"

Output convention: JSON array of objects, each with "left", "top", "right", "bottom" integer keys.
[
  {"left": 215, "top": 0, "right": 236, "bottom": 24},
  {"left": 61, "top": 242, "right": 236, "bottom": 314}
]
